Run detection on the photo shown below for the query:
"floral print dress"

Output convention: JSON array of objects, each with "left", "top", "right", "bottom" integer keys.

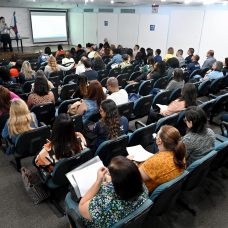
[{"left": 84, "top": 181, "right": 148, "bottom": 228}]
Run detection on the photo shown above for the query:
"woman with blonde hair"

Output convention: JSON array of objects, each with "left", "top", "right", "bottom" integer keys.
[
  {"left": 18, "top": 61, "right": 35, "bottom": 83},
  {"left": 2, "top": 99, "right": 38, "bottom": 145},
  {"left": 44, "top": 56, "right": 75, "bottom": 77}
]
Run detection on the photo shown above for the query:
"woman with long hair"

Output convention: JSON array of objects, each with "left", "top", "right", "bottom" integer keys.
[
  {"left": 147, "top": 60, "right": 167, "bottom": 81},
  {"left": 44, "top": 56, "right": 74, "bottom": 77},
  {"left": 139, "top": 125, "right": 186, "bottom": 192},
  {"left": 166, "top": 68, "right": 184, "bottom": 91},
  {"left": 65, "top": 156, "right": 148, "bottom": 227},
  {"left": 146, "top": 83, "right": 197, "bottom": 124},
  {"left": 35, "top": 113, "right": 86, "bottom": 172},
  {"left": 73, "top": 74, "right": 88, "bottom": 99},
  {"left": 183, "top": 106, "right": 215, "bottom": 166},
  {"left": 18, "top": 61, "right": 35, "bottom": 83},
  {"left": 92, "top": 52, "right": 105, "bottom": 71},
  {"left": 2, "top": 99, "right": 38, "bottom": 144},
  {"left": 27, "top": 75, "right": 55, "bottom": 108},
  {"left": 93, "top": 99, "right": 128, "bottom": 147}
]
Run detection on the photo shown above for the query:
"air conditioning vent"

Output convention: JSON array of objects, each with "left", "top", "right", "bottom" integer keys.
[
  {"left": 84, "top": 8, "right": 94, "bottom": 12},
  {"left": 98, "top": 8, "right": 114, "bottom": 13},
  {"left": 121, "top": 9, "right": 135, "bottom": 14}
]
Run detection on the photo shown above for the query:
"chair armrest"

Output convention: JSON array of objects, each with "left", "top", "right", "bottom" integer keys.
[
  {"left": 220, "top": 121, "right": 228, "bottom": 136},
  {"left": 209, "top": 94, "right": 217, "bottom": 99},
  {"left": 135, "top": 120, "right": 146, "bottom": 129}
]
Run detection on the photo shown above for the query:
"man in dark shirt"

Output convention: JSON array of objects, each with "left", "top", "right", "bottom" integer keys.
[
  {"left": 185, "top": 48, "right": 194, "bottom": 65},
  {"left": 75, "top": 44, "right": 86, "bottom": 64},
  {"left": 82, "top": 59, "right": 98, "bottom": 81},
  {"left": 187, "top": 54, "right": 200, "bottom": 74}
]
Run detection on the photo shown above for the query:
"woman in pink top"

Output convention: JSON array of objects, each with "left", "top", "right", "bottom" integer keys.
[
  {"left": 0, "top": 86, "right": 19, "bottom": 145},
  {"left": 146, "top": 83, "right": 197, "bottom": 124}
]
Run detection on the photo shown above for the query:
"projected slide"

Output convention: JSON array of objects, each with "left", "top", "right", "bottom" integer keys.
[{"left": 30, "top": 11, "right": 68, "bottom": 43}]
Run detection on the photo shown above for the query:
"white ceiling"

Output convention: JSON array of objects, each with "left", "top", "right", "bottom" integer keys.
[{"left": 0, "top": 0, "right": 228, "bottom": 9}]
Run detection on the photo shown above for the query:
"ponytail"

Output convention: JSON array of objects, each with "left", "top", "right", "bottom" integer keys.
[{"left": 174, "top": 140, "right": 186, "bottom": 169}]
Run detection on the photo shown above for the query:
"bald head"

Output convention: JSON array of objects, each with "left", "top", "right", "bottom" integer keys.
[{"left": 107, "top": 77, "right": 119, "bottom": 92}]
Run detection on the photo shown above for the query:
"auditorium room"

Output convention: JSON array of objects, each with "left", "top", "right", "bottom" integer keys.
[{"left": 1, "top": 0, "right": 228, "bottom": 227}]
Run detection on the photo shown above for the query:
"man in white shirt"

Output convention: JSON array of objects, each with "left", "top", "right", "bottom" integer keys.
[{"left": 107, "top": 77, "right": 128, "bottom": 105}]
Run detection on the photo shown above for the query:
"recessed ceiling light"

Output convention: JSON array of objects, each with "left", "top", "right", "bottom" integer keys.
[{"left": 111, "top": 0, "right": 114, "bottom": 4}]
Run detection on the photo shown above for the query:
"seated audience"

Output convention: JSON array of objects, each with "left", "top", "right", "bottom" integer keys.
[
  {"left": 141, "top": 56, "right": 155, "bottom": 74},
  {"left": 135, "top": 47, "right": 147, "bottom": 65},
  {"left": 0, "top": 66, "right": 15, "bottom": 85},
  {"left": 147, "top": 60, "right": 167, "bottom": 81},
  {"left": 2, "top": 99, "right": 38, "bottom": 145},
  {"left": 73, "top": 74, "right": 88, "bottom": 99},
  {"left": 154, "top": 49, "right": 162, "bottom": 63},
  {"left": 166, "top": 68, "right": 184, "bottom": 91},
  {"left": 133, "top": 44, "right": 140, "bottom": 59},
  {"left": 185, "top": 48, "right": 194, "bottom": 65},
  {"left": 38, "top": 46, "right": 52, "bottom": 65},
  {"left": 35, "top": 113, "right": 86, "bottom": 172},
  {"left": 146, "top": 83, "right": 197, "bottom": 124},
  {"left": 187, "top": 54, "right": 200, "bottom": 74},
  {"left": 62, "top": 51, "right": 75, "bottom": 65},
  {"left": 55, "top": 44, "right": 65, "bottom": 58},
  {"left": 44, "top": 56, "right": 74, "bottom": 77},
  {"left": 203, "top": 61, "right": 224, "bottom": 80},
  {"left": 107, "top": 77, "right": 128, "bottom": 105},
  {"left": 139, "top": 125, "right": 186, "bottom": 192},
  {"left": 75, "top": 44, "right": 86, "bottom": 64},
  {"left": 176, "top": 49, "right": 185, "bottom": 67},
  {"left": 18, "top": 61, "right": 35, "bottom": 84},
  {"left": 202, "top": 50, "right": 216, "bottom": 69},
  {"left": 222, "top": 57, "right": 228, "bottom": 76},
  {"left": 92, "top": 52, "right": 105, "bottom": 71},
  {"left": 65, "top": 156, "right": 148, "bottom": 227},
  {"left": 183, "top": 106, "right": 215, "bottom": 166},
  {"left": 76, "top": 56, "right": 87, "bottom": 75},
  {"left": 69, "top": 80, "right": 106, "bottom": 123},
  {"left": 27, "top": 75, "right": 55, "bottom": 109},
  {"left": 164, "top": 47, "right": 174, "bottom": 62},
  {"left": 107, "top": 48, "right": 123, "bottom": 69},
  {"left": 146, "top": 48, "right": 154, "bottom": 59},
  {"left": 119, "top": 54, "right": 131, "bottom": 69},
  {"left": 166, "top": 57, "right": 180, "bottom": 79},
  {"left": 93, "top": 99, "right": 128, "bottom": 148},
  {"left": 126, "top": 48, "right": 134, "bottom": 62},
  {"left": 83, "top": 59, "right": 98, "bottom": 81}
]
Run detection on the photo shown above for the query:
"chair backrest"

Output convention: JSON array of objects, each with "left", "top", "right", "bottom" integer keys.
[
  {"left": 31, "top": 102, "right": 56, "bottom": 125},
  {"left": 95, "top": 135, "right": 129, "bottom": 166},
  {"left": 189, "top": 69, "right": 201, "bottom": 79},
  {"left": 112, "top": 199, "right": 153, "bottom": 228},
  {"left": 48, "top": 76, "right": 61, "bottom": 88},
  {"left": 116, "top": 73, "right": 129, "bottom": 88},
  {"left": 197, "top": 80, "right": 211, "bottom": 97},
  {"left": 210, "top": 141, "right": 228, "bottom": 171},
  {"left": 175, "top": 111, "right": 187, "bottom": 136},
  {"left": 49, "top": 70, "right": 63, "bottom": 78},
  {"left": 199, "top": 99, "right": 215, "bottom": 118},
  {"left": 209, "top": 78, "right": 224, "bottom": 94},
  {"left": 138, "top": 80, "right": 154, "bottom": 96},
  {"left": 51, "top": 148, "right": 93, "bottom": 186},
  {"left": 15, "top": 125, "right": 51, "bottom": 158},
  {"left": 71, "top": 114, "right": 83, "bottom": 132},
  {"left": 153, "top": 76, "right": 169, "bottom": 89},
  {"left": 155, "top": 113, "right": 179, "bottom": 132},
  {"left": 66, "top": 208, "right": 85, "bottom": 228},
  {"left": 60, "top": 83, "right": 78, "bottom": 101},
  {"left": 149, "top": 170, "right": 189, "bottom": 216},
  {"left": 152, "top": 90, "right": 172, "bottom": 109},
  {"left": 50, "top": 87, "right": 59, "bottom": 104},
  {"left": 100, "top": 77, "right": 109, "bottom": 87},
  {"left": 124, "top": 83, "right": 140, "bottom": 94},
  {"left": 133, "top": 95, "right": 152, "bottom": 118},
  {"left": 97, "top": 69, "right": 109, "bottom": 81},
  {"left": 117, "top": 102, "right": 134, "bottom": 119},
  {"left": 134, "top": 65, "right": 140, "bottom": 72},
  {"left": 63, "top": 74, "right": 78, "bottom": 85},
  {"left": 23, "top": 80, "right": 34, "bottom": 93},
  {"left": 109, "top": 68, "right": 121, "bottom": 77},
  {"left": 128, "top": 123, "right": 156, "bottom": 148},
  {"left": 121, "top": 65, "right": 133, "bottom": 76},
  {"left": 129, "top": 71, "right": 141, "bottom": 81},
  {"left": 185, "top": 150, "right": 217, "bottom": 191},
  {"left": 58, "top": 98, "right": 81, "bottom": 115},
  {"left": 169, "top": 88, "right": 182, "bottom": 103},
  {"left": 183, "top": 71, "right": 190, "bottom": 83}
]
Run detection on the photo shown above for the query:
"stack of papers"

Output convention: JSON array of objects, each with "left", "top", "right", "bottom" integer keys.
[{"left": 127, "top": 145, "right": 153, "bottom": 162}]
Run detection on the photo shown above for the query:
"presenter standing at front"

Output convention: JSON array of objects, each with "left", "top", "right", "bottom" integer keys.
[{"left": 0, "top": 17, "right": 13, "bottom": 52}]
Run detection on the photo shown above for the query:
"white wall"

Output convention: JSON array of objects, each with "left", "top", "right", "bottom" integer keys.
[{"left": 1, "top": 5, "right": 228, "bottom": 63}]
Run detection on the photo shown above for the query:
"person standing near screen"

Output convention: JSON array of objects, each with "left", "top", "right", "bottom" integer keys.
[{"left": 0, "top": 17, "right": 13, "bottom": 52}]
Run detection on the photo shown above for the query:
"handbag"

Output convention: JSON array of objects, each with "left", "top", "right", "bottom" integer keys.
[
  {"left": 67, "top": 99, "right": 87, "bottom": 116},
  {"left": 21, "top": 167, "right": 49, "bottom": 205}
]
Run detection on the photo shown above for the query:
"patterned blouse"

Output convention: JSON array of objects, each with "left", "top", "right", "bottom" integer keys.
[{"left": 84, "top": 182, "right": 148, "bottom": 228}]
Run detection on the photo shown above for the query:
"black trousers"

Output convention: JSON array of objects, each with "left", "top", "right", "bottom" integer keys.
[{"left": 1, "top": 34, "right": 12, "bottom": 51}]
